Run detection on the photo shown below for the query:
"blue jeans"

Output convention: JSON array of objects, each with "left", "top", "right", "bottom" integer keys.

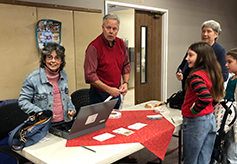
[
  {"left": 222, "top": 127, "right": 237, "bottom": 164},
  {"left": 89, "top": 88, "right": 121, "bottom": 109},
  {"left": 183, "top": 113, "right": 216, "bottom": 164}
]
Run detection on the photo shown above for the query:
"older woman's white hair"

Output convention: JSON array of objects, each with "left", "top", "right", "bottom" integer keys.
[{"left": 201, "top": 20, "right": 222, "bottom": 40}]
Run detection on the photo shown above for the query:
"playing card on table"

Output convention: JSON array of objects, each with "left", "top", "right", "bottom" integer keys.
[{"left": 113, "top": 127, "right": 134, "bottom": 136}]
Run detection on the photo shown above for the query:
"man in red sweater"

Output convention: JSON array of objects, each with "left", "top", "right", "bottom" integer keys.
[
  {"left": 84, "top": 13, "right": 131, "bottom": 110},
  {"left": 84, "top": 13, "right": 136, "bottom": 163}
]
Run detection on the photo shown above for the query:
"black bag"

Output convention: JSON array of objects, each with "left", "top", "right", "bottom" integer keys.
[{"left": 167, "top": 91, "right": 185, "bottom": 109}]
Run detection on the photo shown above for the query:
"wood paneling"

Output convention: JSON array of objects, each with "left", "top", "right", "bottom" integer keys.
[{"left": 135, "top": 10, "right": 162, "bottom": 104}]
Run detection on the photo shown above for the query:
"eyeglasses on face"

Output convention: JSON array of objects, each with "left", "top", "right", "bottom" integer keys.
[{"left": 46, "top": 55, "right": 61, "bottom": 61}]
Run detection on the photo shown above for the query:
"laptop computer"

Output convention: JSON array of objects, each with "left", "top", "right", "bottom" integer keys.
[{"left": 49, "top": 99, "right": 118, "bottom": 140}]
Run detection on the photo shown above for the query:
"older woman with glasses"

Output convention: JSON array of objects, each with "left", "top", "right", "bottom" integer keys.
[{"left": 18, "top": 43, "right": 76, "bottom": 123}]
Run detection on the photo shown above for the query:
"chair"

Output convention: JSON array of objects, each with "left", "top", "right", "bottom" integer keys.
[
  {"left": 71, "top": 89, "right": 90, "bottom": 114},
  {"left": 0, "top": 103, "right": 29, "bottom": 164},
  {"left": 211, "top": 101, "right": 237, "bottom": 163}
]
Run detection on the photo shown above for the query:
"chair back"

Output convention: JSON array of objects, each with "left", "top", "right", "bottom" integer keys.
[
  {"left": 0, "top": 103, "right": 28, "bottom": 141},
  {"left": 71, "top": 89, "right": 90, "bottom": 114},
  {"left": 0, "top": 102, "right": 29, "bottom": 164}
]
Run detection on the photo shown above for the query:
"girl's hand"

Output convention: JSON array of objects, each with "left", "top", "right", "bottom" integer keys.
[{"left": 190, "top": 102, "right": 195, "bottom": 110}]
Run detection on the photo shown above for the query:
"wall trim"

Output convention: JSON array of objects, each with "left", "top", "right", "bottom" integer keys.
[{"left": 0, "top": 0, "right": 102, "bottom": 13}]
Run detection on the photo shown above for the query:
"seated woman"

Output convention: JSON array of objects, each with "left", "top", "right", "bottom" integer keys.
[{"left": 18, "top": 43, "right": 76, "bottom": 123}]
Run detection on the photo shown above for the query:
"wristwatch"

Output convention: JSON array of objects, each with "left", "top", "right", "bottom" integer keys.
[{"left": 123, "top": 82, "right": 129, "bottom": 87}]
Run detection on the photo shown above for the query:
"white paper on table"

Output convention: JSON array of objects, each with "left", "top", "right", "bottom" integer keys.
[
  {"left": 93, "top": 133, "right": 115, "bottom": 142},
  {"left": 128, "top": 122, "right": 147, "bottom": 130},
  {"left": 39, "top": 137, "right": 50, "bottom": 142}
]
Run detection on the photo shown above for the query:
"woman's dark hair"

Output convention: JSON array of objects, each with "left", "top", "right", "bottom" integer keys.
[
  {"left": 40, "top": 43, "right": 66, "bottom": 70},
  {"left": 186, "top": 41, "right": 224, "bottom": 101}
]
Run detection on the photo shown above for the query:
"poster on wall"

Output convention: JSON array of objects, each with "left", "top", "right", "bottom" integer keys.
[{"left": 35, "top": 19, "right": 62, "bottom": 51}]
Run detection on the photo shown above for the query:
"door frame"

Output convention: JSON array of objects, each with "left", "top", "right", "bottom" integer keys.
[{"left": 105, "top": 1, "right": 168, "bottom": 101}]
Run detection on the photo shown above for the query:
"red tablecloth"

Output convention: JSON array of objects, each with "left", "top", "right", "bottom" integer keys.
[{"left": 66, "top": 110, "right": 175, "bottom": 160}]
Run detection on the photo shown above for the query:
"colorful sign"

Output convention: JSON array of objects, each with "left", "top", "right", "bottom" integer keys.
[{"left": 35, "top": 19, "right": 61, "bottom": 51}]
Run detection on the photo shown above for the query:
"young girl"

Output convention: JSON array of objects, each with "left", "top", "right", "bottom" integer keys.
[
  {"left": 221, "top": 48, "right": 237, "bottom": 164},
  {"left": 182, "top": 42, "right": 224, "bottom": 164}
]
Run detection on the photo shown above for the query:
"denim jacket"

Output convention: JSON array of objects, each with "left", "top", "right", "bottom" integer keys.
[{"left": 18, "top": 67, "right": 76, "bottom": 122}]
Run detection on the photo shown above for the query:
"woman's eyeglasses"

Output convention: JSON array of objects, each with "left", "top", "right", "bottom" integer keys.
[{"left": 46, "top": 55, "right": 61, "bottom": 61}]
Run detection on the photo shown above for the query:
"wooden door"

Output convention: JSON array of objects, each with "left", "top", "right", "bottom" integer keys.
[{"left": 135, "top": 10, "right": 162, "bottom": 104}]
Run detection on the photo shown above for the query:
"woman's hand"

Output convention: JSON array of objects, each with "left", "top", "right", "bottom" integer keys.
[{"left": 68, "top": 110, "right": 75, "bottom": 117}]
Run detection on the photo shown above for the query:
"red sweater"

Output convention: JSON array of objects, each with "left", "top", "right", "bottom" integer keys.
[
  {"left": 86, "top": 34, "right": 130, "bottom": 91},
  {"left": 182, "top": 70, "right": 213, "bottom": 117}
]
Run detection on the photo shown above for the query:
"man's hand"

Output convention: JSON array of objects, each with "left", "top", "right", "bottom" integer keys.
[
  {"left": 119, "top": 83, "right": 128, "bottom": 96},
  {"left": 108, "top": 87, "right": 121, "bottom": 97},
  {"left": 91, "top": 80, "right": 120, "bottom": 97},
  {"left": 176, "top": 69, "right": 183, "bottom": 81}
]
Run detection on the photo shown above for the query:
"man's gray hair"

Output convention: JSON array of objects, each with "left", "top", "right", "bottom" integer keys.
[
  {"left": 201, "top": 20, "right": 222, "bottom": 40},
  {"left": 103, "top": 13, "right": 120, "bottom": 26}
]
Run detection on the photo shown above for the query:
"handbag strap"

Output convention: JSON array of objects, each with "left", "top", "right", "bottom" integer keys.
[
  {"left": 228, "top": 104, "right": 237, "bottom": 127},
  {"left": 218, "top": 100, "right": 233, "bottom": 139},
  {"left": 166, "top": 92, "right": 177, "bottom": 104},
  {"left": 23, "top": 118, "right": 47, "bottom": 131},
  {"left": 8, "top": 119, "right": 29, "bottom": 151}
]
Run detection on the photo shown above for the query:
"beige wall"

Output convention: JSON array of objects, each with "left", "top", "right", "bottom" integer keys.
[
  {"left": 0, "top": 3, "right": 102, "bottom": 100},
  {"left": 114, "top": 9, "right": 135, "bottom": 47},
  {"left": 4, "top": 0, "right": 237, "bottom": 97},
  {"left": 74, "top": 11, "right": 103, "bottom": 89},
  {"left": 0, "top": 4, "right": 38, "bottom": 99}
]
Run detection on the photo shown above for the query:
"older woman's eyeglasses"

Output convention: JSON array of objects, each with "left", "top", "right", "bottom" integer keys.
[{"left": 46, "top": 55, "right": 61, "bottom": 61}]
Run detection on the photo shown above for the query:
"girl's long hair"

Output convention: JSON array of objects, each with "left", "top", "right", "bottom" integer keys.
[
  {"left": 226, "top": 48, "right": 237, "bottom": 60},
  {"left": 187, "top": 41, "right": 224, "bottom": 101}
]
